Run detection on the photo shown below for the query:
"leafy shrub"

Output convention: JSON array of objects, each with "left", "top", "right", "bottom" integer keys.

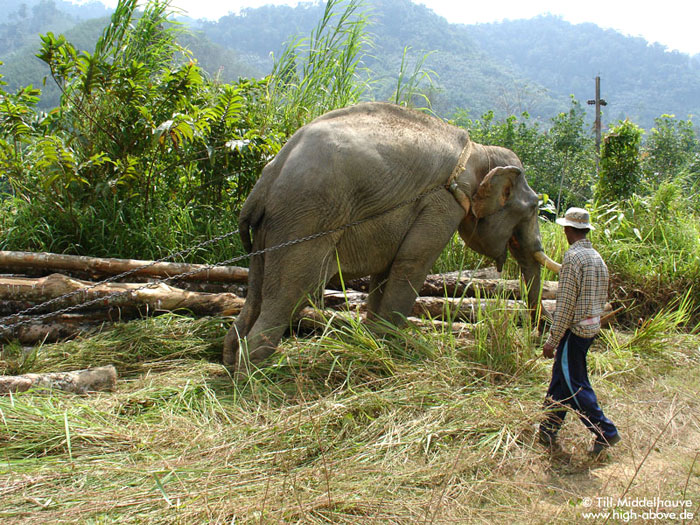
[
  {"left": 595, "top": 119, "right": 643, "bottom": 202},
  {"left": 642, "top": 114, "right": 700, "bottom": 186}
]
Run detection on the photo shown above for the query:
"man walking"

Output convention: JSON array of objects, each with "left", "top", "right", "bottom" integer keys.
[{"left": 539, "top": 207, "right": 620, "bottom": 457}]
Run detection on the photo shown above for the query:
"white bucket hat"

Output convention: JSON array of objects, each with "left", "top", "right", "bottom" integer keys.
[{"left": 556, "top": 207, "right": 595, "bottom": 230}]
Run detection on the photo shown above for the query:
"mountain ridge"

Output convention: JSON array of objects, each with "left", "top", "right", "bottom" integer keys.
[{"left": 1, "top": 0, "right": 697, "bottom": 130}]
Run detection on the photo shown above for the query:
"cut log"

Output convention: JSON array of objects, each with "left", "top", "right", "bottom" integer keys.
[
  {"left": 0, "top": 273, "right": 244, "bottom": 316},
  {"left": 0, "top": 250, "right": 557, "bottom": 301},
  {"left": 0, "top": 251, "right": 249, "bottom": 283},
  {"left": 348, "top": 270, "right": 558, "bottom": 300},
  {"left": 412, "top": 297, "right": 557, "bottom": 322},
  {"left": 420, "top": 272, "right": 558, "bottom": 300},
  {"left": 314, "top": 293, "right": 557, "bottom": 323},
  {"left": 295, "top": 307, "right": 474, "bottom": 337},
  {"left": 0, "top": 268, "right": 560, "bottom": 344},
  {"left": 0, "top": 365, "right": 117, "bottom": 394},
  {"left": 1, "top": 313, "right": 128, "bottom": 344}
]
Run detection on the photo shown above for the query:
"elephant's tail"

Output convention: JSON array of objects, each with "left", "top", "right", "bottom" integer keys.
[
  {"left": 238, "top": 199, "right": 262, "bottom": 254},
  {"left": 238, "top": 165, "right": 273, "bottom": 253},
  {"left": 239, "top": 221, "right": 252, "bottom": 254}
]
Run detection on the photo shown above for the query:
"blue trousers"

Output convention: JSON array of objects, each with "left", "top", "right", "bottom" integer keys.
[{"left": 540, "top": 330, "right": 618, "bottom": 441}]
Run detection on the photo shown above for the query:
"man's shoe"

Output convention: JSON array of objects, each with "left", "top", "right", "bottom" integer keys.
[
  {"left": 590, "top": 433, "right": 621, "bottom": 456},
  {"left": 538, "top": 430, "right": 564, "bottom": 454}
]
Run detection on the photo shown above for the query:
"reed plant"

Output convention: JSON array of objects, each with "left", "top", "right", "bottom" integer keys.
[{"left": 265, "top": 0, "right": 370, "bottom": 135}]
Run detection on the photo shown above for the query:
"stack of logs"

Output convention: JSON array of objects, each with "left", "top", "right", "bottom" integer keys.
[
  {"left": 0, "top": 251, "right": 562, "bottom": 394},
  {"left": 0, "top": 250, "right": 558, "bottom": 345}
]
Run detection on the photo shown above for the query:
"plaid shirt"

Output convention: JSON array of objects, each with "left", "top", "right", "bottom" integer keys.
[{"left": 545, "top": 239, "right": 609, "bottom": 347}]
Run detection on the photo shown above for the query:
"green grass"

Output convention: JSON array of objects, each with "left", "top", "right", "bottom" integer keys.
[{"left": 588, "top": 184, "right": 700, "bottom": 325}]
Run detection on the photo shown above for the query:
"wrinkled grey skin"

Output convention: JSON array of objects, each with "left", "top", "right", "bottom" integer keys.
[{"left": 224, "top": 102, "right": 544, "bottom": 373}]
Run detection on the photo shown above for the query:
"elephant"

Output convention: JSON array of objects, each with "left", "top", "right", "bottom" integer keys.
[{"left": 223, "top": 102, "right": 559, "bottom": 374}]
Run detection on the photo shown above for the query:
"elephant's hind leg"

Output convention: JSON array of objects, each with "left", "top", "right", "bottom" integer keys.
[
  {"left": 234, "top": 238, "right": 338, "bottom": 376},
  {"left": 223, "top": 245, "right": 265, "bottom": 367},
  {"left": 366, "top": 269, "right": 390, "bottom": 321}
]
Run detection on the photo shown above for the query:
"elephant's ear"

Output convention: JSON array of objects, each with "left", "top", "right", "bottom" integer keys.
[{"left": 472, "top": 165, "right": 522, "bottom": 218}]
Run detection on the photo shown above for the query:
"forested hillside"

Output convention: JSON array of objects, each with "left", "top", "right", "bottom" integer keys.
[
  {"left": 200, "top": 0, "right": 564, "bottom": 120},
  {"left": 1, "top": 0, "right": 110, "bottom": 20},
  {"left": 468, "top": 15, "right": 700, "bottom": 127},
  {"left": 196, "top": 0, "right": 700, "bottom": 128},
  {"left": 0, "top": 1, "right": 79, "bottom": 55},
  {"left": 1, "top": 0, "right": 699, "bottom": 129}
]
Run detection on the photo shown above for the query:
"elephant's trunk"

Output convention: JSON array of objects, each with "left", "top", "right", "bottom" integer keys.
[
  {"left": 531, "top": 251, "right": 560, "bottom": 326},
  {"left": 533, "top": 251, "right": 561, "bottom": 274},
  {"left": 518, "top": 254, "right": 554, "bottom": 328}
]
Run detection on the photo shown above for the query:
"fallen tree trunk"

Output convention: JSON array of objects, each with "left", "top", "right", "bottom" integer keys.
[
  {"left": 295, "top": 307, "right": 475, "bottom": 336},
  {"left": 0, "top": 269, "right": 560, "bottom": 344},
  {"left": 1, "top": 290, "right": 554, "bottom": 345},
  {"left": 419, "top": 272, "right": 558, "bottom": 300},
  {"left": 0, "top": 365, "right": 117, "bottom": 394},
  {"left": 411, "top": 297, "right": 557, "bottom": 322},
  {"left": 1, "top": 273, "right": 551, "bottom": 318},
  {"left": 0, "top": 251, "right": 249, "bottom": 283},
  {"left": 0, "top": 250, "right": 558, "bottom": 299},
  {"left": 308, "top": 294, "right": 557, "bottom": 324}
]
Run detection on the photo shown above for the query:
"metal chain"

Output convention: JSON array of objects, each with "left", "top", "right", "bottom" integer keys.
[{"left": 0, "top": 182, "right": 448, "bottom": 334}]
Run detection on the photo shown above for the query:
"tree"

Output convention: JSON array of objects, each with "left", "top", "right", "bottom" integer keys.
[
  {"left": 0, "top": 0, "right": 371, "bottom": 261},
  {"left": 546, "top": 97, "right": 595, "bottom": 212},
  {"left": 642, "top": 114, "right": 700, "bottom": 185},
  {"left": 595, "top": 119, "right": 643, "bottom": 202}
]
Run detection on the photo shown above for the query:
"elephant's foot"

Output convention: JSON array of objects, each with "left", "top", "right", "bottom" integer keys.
[
  {"left": 224, "top": 332, "right": 280, "bottom": 380},
  {"left": 222, "top": 328, "right": 240, "bottom": 368},
  {"left": 362, "top": 315, "right": 405, "bottom": 344}
]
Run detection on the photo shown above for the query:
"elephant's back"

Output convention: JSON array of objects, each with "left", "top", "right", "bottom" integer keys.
[{"left": 264, "top": 103, "right": 468, "bottom": 223}]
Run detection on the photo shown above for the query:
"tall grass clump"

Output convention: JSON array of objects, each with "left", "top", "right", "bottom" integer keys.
[
  {"left": 599, "top": 290, "right": 694, "bottom": 356},
  {"left": 0, "top": 394, "right": 136, "bottom": 460},
  {"left": 590, "top": 179, "right": 700, "bottom": 323},
  {"left": 3, "top": 314, "right": 227, "bottom": 376},
  {"left": 265, "top": 0, "right": 370, "bottom": 135},
  {"left": 391, "top": 46, "right": 437, "bottom": 110},
  {"left": 469, "top": 287, "right": 539, "bottom": 381}
]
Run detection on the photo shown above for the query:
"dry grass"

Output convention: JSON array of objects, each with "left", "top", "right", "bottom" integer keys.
[{"left": 1, "top": 312, "right": 699, "bottom": 524}]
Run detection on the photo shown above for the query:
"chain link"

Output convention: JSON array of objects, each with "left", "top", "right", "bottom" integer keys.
[{"left": 0, "top": 183, "right": 448, "bottom": 335}]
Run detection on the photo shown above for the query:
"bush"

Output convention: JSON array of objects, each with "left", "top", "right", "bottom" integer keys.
[
  {"left": 590, "top": 180, "right": 700, "bottom": 324},
  {"left": 642, "top": 114, "right": 700, "bottom": 186},
  {"left": 595, "top": 119, "right": 643, "bottom": 202}
]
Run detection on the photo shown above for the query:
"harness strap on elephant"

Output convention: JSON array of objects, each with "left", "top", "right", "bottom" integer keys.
[{"left": 445, "top": 140, "right": 473, "bottom": 217}]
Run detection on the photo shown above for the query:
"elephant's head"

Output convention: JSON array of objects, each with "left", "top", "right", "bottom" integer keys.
[{"left": 453, "top": 148, "right": 559, "bottom": 319}]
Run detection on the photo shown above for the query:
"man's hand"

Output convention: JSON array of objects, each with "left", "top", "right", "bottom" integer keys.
[{"left": 542, "top": 340, "right": 556, "bottom": 359}]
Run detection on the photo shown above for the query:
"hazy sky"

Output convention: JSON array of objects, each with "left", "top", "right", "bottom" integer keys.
[{"left": 85, "top": 0, "right": 700, "bottom": 55}]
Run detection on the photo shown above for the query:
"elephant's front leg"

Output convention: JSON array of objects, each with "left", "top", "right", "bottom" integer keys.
[
  {"left": 376, "top": 200, "right": 462, "bottom": 324},
  {"left": 365, "top": 269, "right": 389, "bottom": 321}
]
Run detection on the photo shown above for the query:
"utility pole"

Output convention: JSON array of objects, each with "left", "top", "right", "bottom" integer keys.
[{"left": 587, "top": 76, "right": 607, "bottom": 175}]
